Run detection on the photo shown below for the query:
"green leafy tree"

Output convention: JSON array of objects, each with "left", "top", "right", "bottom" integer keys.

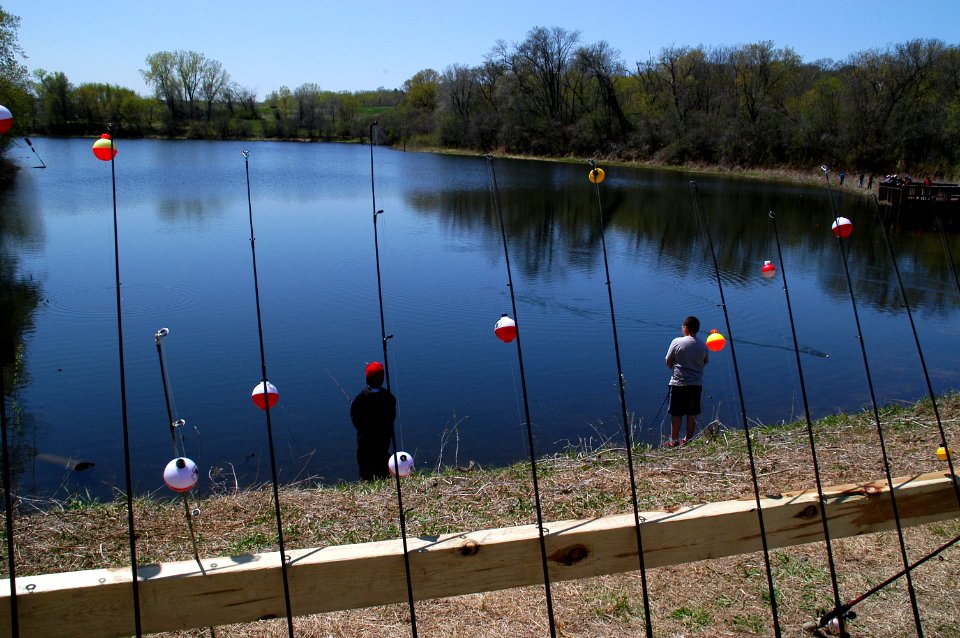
[
  {"left": 0, "top": 5, "right": 31, "bottom": 159},
  {"left": 32, "top": 69, "right": 71, "bottom": 134}
]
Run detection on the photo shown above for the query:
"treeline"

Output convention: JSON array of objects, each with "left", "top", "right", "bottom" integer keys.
[{"left": 13, "top": 25, "right": 960, "bottom": 178}]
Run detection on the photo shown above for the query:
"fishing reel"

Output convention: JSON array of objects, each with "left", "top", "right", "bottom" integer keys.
[{"left": 802, "top": 609, "right": 856, "bottom": 637}]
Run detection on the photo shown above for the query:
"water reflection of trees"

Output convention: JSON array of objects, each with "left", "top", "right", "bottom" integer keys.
[
  {"left": 403, "top": 168, "right": 959, "bottom": 314},
  {"left": 1, "top": 179, "right": 43, "bottom": 489}
]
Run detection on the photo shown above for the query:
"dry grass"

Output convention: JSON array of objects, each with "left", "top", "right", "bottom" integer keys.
[{"left": 4, "top": 394, "right": 960, "bottom": 637}]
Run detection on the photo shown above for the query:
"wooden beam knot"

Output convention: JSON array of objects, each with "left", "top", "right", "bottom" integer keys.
[{"left": 550, "top": 543, "right": 589, "bottom": 566}]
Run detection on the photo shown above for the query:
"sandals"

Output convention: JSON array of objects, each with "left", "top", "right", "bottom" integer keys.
[{"left": 666, "top": 437, "right": 691, "bottom": 448}]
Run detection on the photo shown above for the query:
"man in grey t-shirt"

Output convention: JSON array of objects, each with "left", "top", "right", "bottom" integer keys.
[{"left": 665, "top": 316, "right": 709, "bottom": 447}]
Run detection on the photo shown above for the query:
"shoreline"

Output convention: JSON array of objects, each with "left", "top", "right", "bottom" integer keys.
[{"left": 3, "top": 393, "right": 958, "bottom": 636}]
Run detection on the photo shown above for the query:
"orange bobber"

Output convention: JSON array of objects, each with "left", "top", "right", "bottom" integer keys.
[
  {"left": 705, "top": 329, "right": 726, "bottom": 352},
  {"left": 92, "top": 133, "right": 117, "bottom": 161}
]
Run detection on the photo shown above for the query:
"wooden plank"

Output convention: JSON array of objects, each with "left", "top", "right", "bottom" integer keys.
[{"left": 1, "top": 471, "right": 956, "bottom": 637}]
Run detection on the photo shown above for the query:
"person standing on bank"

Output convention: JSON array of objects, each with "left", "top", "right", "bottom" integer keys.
[
  {"left": 350, "top": 361, "right": 396, "bottom": 480},
  {"left": 665, "top": 316, "right": 709, "bottom": 447}
]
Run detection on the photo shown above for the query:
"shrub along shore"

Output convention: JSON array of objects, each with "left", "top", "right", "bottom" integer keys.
[{"left": 3, "top": 394, "right": 959, "bottom": 636}]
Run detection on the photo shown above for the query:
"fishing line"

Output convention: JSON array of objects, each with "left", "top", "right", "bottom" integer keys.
[
  {"left": 650, "top": 388, "right": 670, "bottom": 443},
  {"left": 99, "top": 126, "right": 144, "bottom": 638},
  {"left": 820, "top": 166, "right": 924, "bottom": 637},
  {"left": 934, "top": 211, "right": 960, "bottom": 296},
  {"left": 871, "top": 196, "right": 960, "bottom": 507},
  {"left": 1, "top": 363, "right": 19, "bottom": 636},
  {"left": 242, "top": 150, "right": 295, "bottom": 638},
  {"left": 487, "top": 155, "right": 558, "bottom": 638},
  {"left": 688, "top": 182, "right": 783, "bottom": 638},
  {"left": 768, "top": 211, "right": 845, "bottom": 635},
  {"left": 588, "top": 161, "right": 654, "bottom": 637},
  {"left": 369, "top": 123, "right": 419, "bottom": 637}
]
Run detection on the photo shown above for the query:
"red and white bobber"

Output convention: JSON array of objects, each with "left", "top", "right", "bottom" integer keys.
[
  {"left": 761, "top": 260, "right": 776, "bottom": 278},
  {"left": 251, "top": 381, "right": 279, "bottom": 410},
  {"left": 831, "top": 217, "right": 853, "bottom": 239},
  {"left": 0, "top": 105, "right": 12, "bottom": 134},
  {"left": 388, "top": 451, "right": 414, "bottom": 477},
  {"left": 494, "top": 314, "right": 517, "bottom": 343},
  {"left": 163, "top": 457, "right": 199, "bottom": 492}
]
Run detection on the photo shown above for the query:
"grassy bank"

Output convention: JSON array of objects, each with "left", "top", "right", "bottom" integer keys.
[
  {"left": 4, "top": 394, "right": 959, "bottom": 636},
  {"left": 416, "top": 143, "right": 888, "bottom": 201}
]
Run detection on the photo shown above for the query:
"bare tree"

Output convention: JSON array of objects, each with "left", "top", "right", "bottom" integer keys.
[
  {"left": 199, "top": 58, "right": 230, "bottom": 122},
  {"left": 141, "top": 51, "right": 181, "bottom": 119},
  {"left": 175, "top": 50, "right": 204, "bottom": 119}
]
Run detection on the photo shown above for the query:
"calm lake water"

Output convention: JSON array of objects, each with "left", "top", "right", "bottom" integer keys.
[{"left": 2, "top": 138, "right": 959, "bottom": 499}]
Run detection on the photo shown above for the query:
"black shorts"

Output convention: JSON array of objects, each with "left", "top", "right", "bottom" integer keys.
[{"left": 668, "top": 385, "right": 702, "bottom": 417}]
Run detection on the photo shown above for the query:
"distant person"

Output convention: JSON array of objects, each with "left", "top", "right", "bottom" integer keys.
[
  {"left": 867, "top": 174, "right": 873, "bottom": 189},
  {"left": 664, "top": 316, "right": 709, "bottom": 447},
  {"left": 350, "top": 361, "right": 396, "bottom": 480},
  {"left": 859, "top": 173, "right": 865, "bottom": 188},
  {"left": 839, "top": 170, "right": 846, "bottom": 186}
]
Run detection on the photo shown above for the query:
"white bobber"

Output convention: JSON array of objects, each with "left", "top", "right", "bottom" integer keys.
[
  {"left": 163, "top": 457, "right": 199, "bottom": 492},
  {"left": 388, "top": 451, "right": 415, "bottom": 477}
]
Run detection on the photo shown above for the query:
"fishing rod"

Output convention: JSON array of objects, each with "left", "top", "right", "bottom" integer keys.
[
  {"left": 767, "top": 211, "right": 846, "bottom": 635},
  {"left": 817, "top": 532, "right": 960, "bottom": 630},
  {"left": 820, "top": 165, "right": 923, "bottom": 637},
  {"left": 154, "top": 328, "right": 207, "bottom": 573},
  {"left": 587, "top": 160, "right": 653, "bottom": 638},
  {"left": 0, "top": 362, "right": 18, "bottom": 637},
  {"left": 487, "top": 155, "right": 558, "bottom": 638},
  {"left": 369, "top": 122, "right": 419, "bottom": 638},
  {"left": 94, "top": 125, "right": 143, "bottom": 638},
  {"left": 23, "top": 138, "right": 45, "bottom": 169},
  {"left": 242, "top": 150, "right": 295, "bottom": 638},
  {"left": 688, "top": 182, "right": 782, "bottom": 638},
  {"left": 154, "top": 328, "right": 215, "bottom": 638},
  {"left": 871, "top": 196, "right": 960, "bottom": 507}
]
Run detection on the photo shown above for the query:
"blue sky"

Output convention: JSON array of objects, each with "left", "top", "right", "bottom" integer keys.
[{"left": 6, "top": 0, "right": 960, "bottom": 97}]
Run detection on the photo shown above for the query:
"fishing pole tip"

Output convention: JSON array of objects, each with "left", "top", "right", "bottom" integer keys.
[
  {"left": 376, "top": 209, "right": 384, "bottom": 215},
  {"left": 768, "top": 211, "right": 776, "bottom": 220},
  {"left": 820, "top": 164, "right": 829, "bottom": 174},
  {"left": 154, "top": 327, "right": 169, "bottom": 343},
  {"left": 587, "top": 158, "right": 596, "bottom": 168},
  {"left": 241, "top": 150, "right": 250, "bottom": 158}
]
